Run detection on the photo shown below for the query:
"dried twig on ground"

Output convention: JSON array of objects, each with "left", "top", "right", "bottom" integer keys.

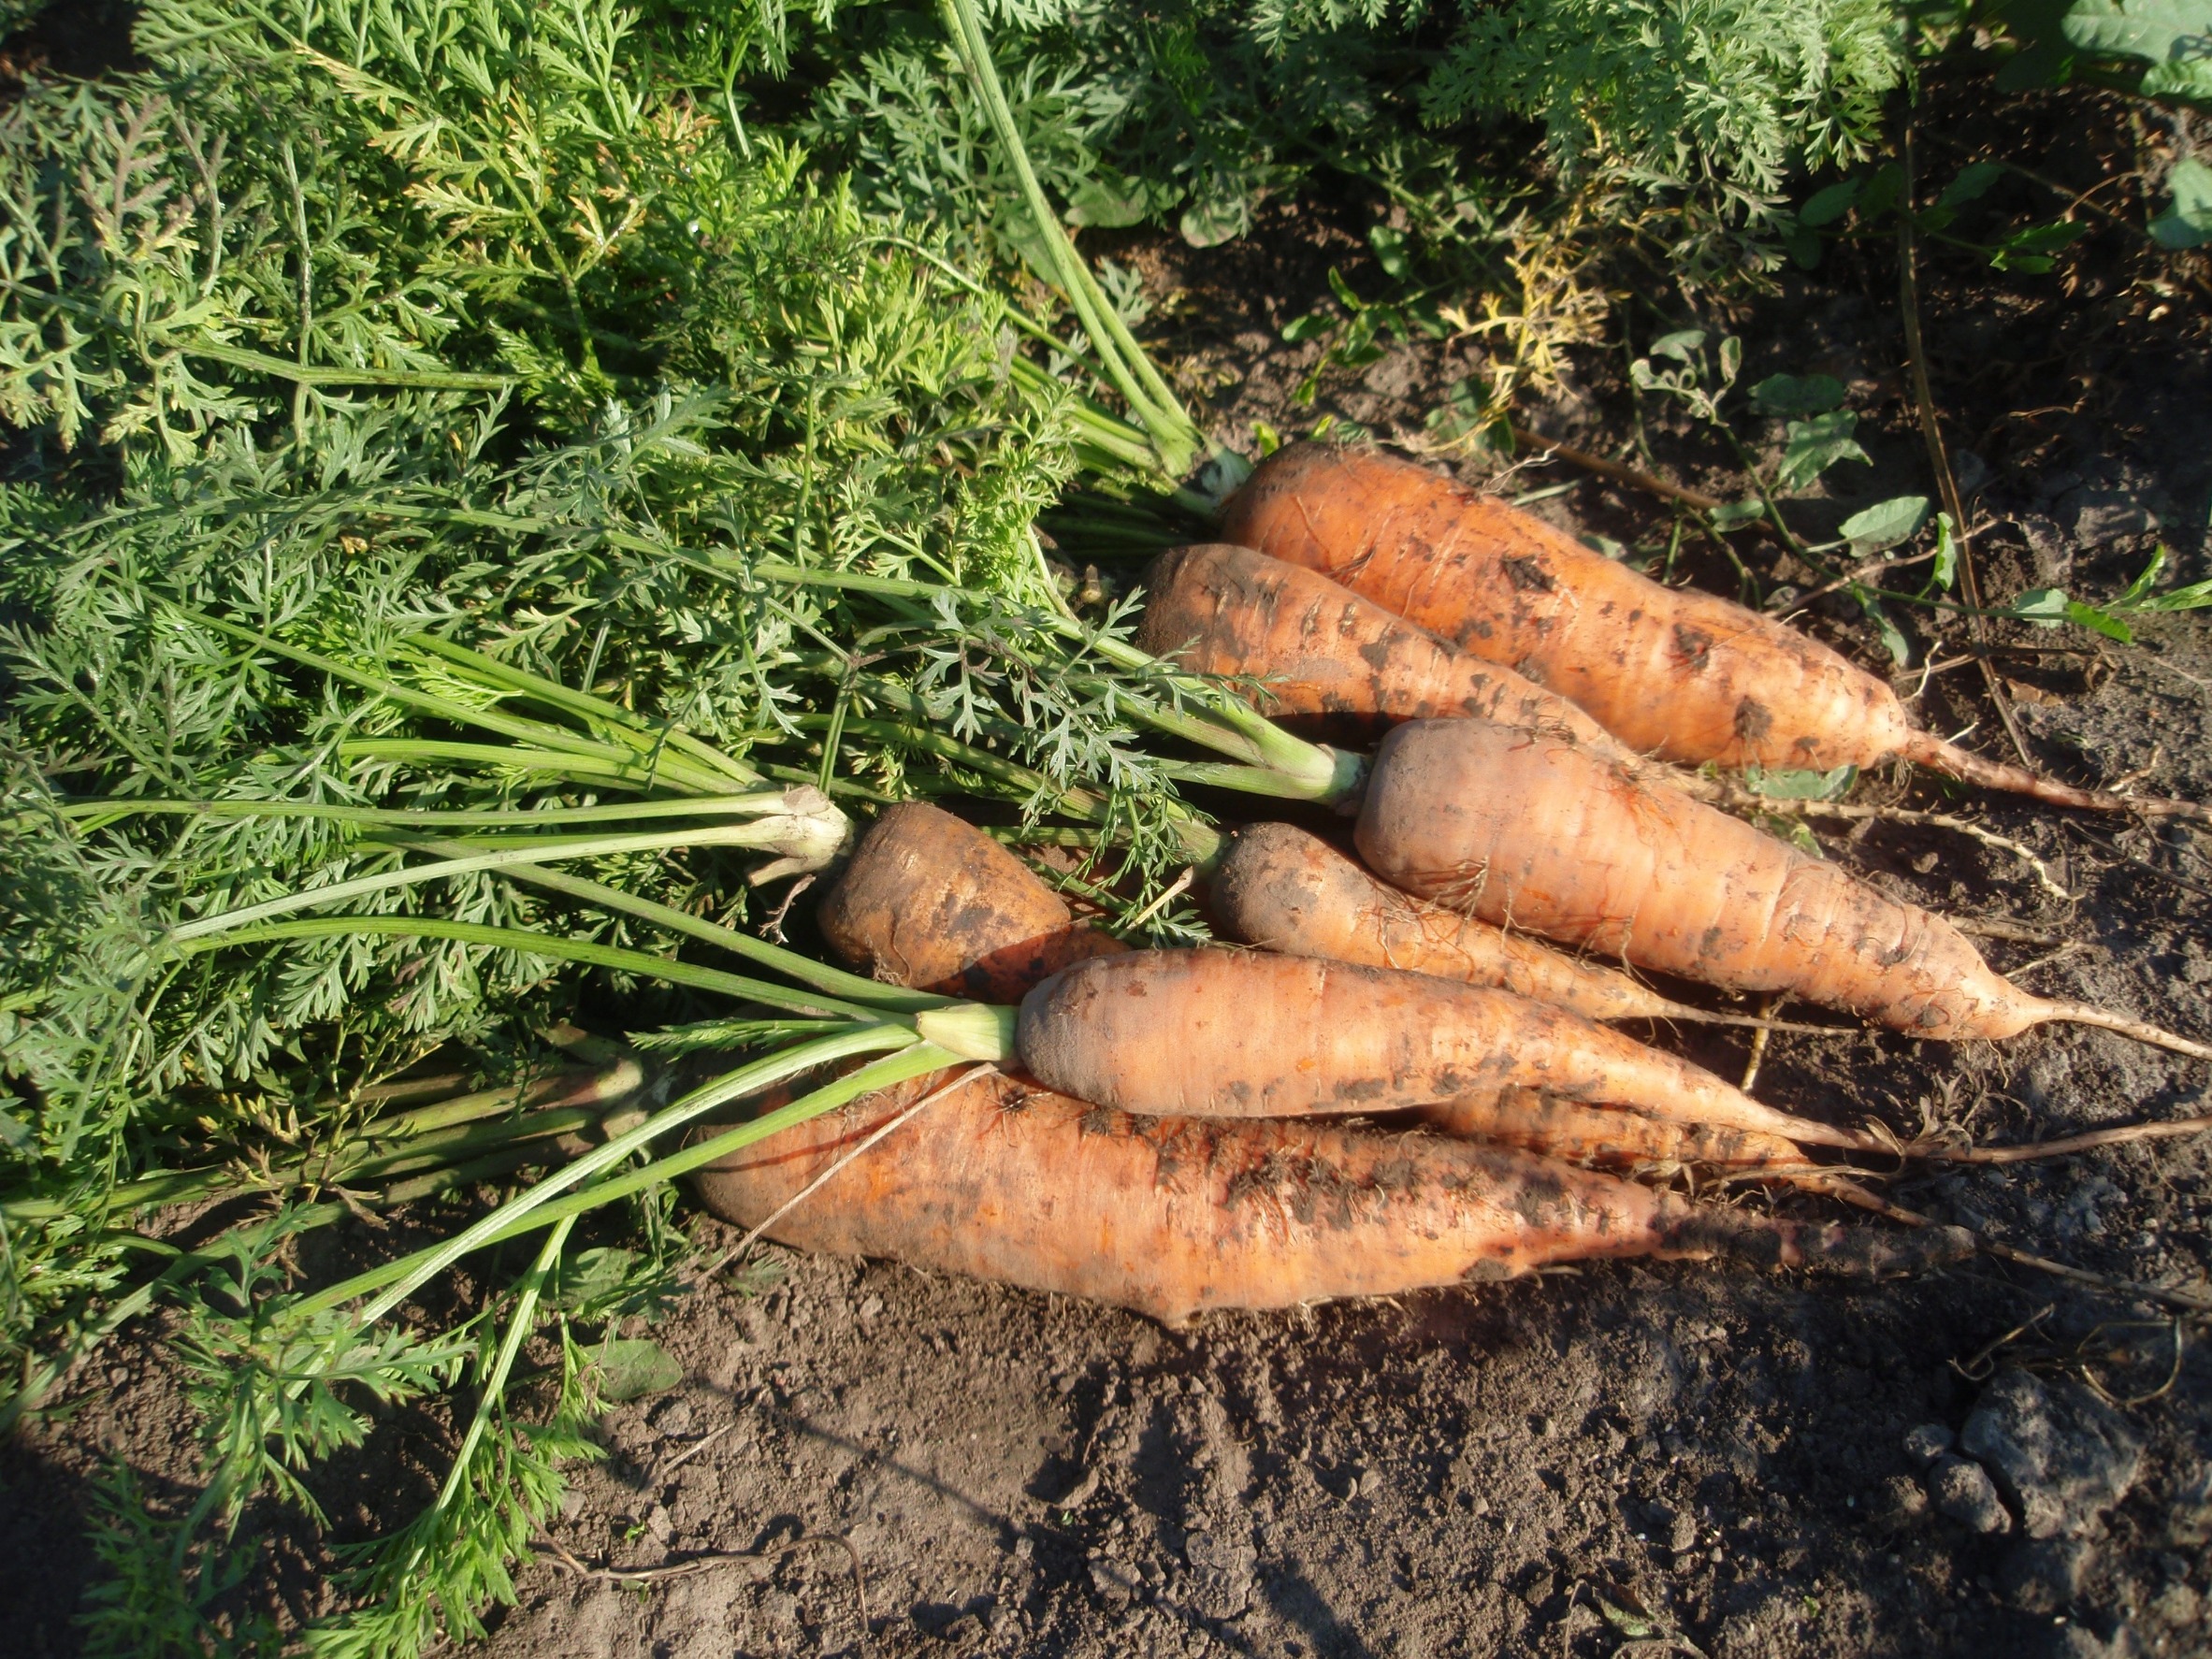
[{"left": 1899, "top": 121, "right": 2035, "bottom": 772}]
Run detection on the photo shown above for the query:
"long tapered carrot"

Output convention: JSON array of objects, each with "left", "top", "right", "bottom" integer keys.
[
  {"left": 1212, "top": 822, "right": 1823, "bottom": 1031},
  {"left": 817, "top": 801, "right": 1125, "bottom": 1002},
  {"left": 1005, "top": 948, "right": 1875, "bottom": 1148},
  {"left": 1415, "top": 1089, "right": 1809, "bottom": 1171},
  {"left": 692, "top": 1076, "right": 1964, "bottom": 1324},
  {"left": 1222, "top": 443, "right": 2205, "bottom": 820},
  {"left": 1355, "top": 717, "right": 2212, "bottom": 1056},
  {"left": 1135, "top": 541, "right": 1634, "bottom": 759}
]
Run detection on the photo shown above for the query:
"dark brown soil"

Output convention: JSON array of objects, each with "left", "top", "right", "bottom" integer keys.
[{"left": 7, "top": 74, "right": 2212, "bottom": 1659}]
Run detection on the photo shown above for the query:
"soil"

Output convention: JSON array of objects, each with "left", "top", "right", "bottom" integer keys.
[{"left": 7, "top": 63, "right": 2212, "bottom": 1659}]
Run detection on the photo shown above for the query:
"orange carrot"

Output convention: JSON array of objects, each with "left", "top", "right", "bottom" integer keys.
[
  {"left": 697, "top": 796, "right": 1960, "bottom": 1321},
  {"left": 1007, "top": 948, "right": 1873, "bottom": 1147},
  {"left": 1135, "top": 541, "right": 1634, "bottom": 757},
  {"left": 1212, "top": 821, "right": 1800, "bottom": 1030},
  {"left": 1355, "top": 717, "right": 2212, "bottom": 1056},
  {"left": 1222, "top": 443, "right": 2203, "bottom": 818},
  {"left": 817, "top": 801, "right": 1123, "bottom": 1002},
  {"left": 692, "top": 1075, "right": 1963, "bottom": 1324},
  {"left": 1414, "top": 1089, "right": 1808, "bottom": 1171}
]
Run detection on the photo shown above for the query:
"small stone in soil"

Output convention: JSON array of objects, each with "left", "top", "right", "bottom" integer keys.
[
  {"left": 1928, "top": 1455, "right": 2013, "bottom": 1535},
  {"left": 648, "top": 1395, "right": 695, "bottom": 1438},
  {"left": 1960, "top": 1369, "right": 2142, "bottom": 1539},
  {"left": 1903, "top": 1422, "right": 1955, "bottom": 1467}
]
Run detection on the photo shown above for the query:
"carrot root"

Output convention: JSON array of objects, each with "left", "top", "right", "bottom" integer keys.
[
  {"left": 2037, "top": 1000, "right": 2212, "bottom": 1062},
  {"left": 1416, "top": 1089, "right": 1809, "bottom": 1170},
  {"left": 1900, "top": 732, "right": 2210, "bottom": 823}
]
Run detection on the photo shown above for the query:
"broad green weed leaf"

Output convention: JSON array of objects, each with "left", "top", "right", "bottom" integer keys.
[
  {"left": 2134, "top": 579, "right": 2212, "bottom": 610},
  {"left": 1799, "top": 178, "right": 1862, "bottom": 226},
  {"left": 2139, "top": 57, "right": 2212, "bottom": 96},
  {"left": 1856, "top": 163, "right": 1905, "bottom": 220},
  {"left": 1708, "top": 499, "right": 1767, "bottom": 530},
  {"left": 2012, "top": 586, "right": 2075, "bottom": 627},
  {"left": 1649, "top": 329, "right": 1707, "bottom": 362},
  {"left": 1179, "top": 193, "right": 1249, "bottom": 249},
  {"left": 2061, "top": 0, "right": 2212, "bottom": 64},
  {"left": 1838, "top": 496, "right": 1929, "bottom": 552},
  {"left": 1065, "top": 175, "right": 1152, "bottom": 229},
  {"left": 1925, "top": 512, "right": 1960, "bottom": 596},
  {"left": 2151, "top": 158, "right": 2212, "bottom": 249},
  {"left": 2114, "top": 546, "right": 2169, "bottom": 606},
  {"left": 1777, "top": 411, "right": 1867, "bottom": 491},
  {"left": 1939, "top": 162, "right": 2005, "bottom": 208},
  {"left": 1997, "top": 36, "right": 2078, "bottom": 91},
  {"left": 1743, "top": 763, "right": 1858, "bottom": 800},
  {"left": 2064, "top": 599, "right": 2135, "bottom": 642},
  {"left": 1980, "top": 217, "right": 2089, "bottom": 272},
  {"left": 2112, "top": 546, "right": 2212, "bottom": 611},
  {"left": 1369, "top": 224, "right": 1411, "bottom": 279},
  {"left": 1851, "top": 585, "right": 1912, "bottom": 666},
  {"left": 1281, "top": 311, "right": 1333, "bottom": 342},
  {"left": 593, "top": 1338, "right": 683, "bottom": 1402},
  {"left": 1751, "top": 373, "right": 1845, "bottom": 416}
]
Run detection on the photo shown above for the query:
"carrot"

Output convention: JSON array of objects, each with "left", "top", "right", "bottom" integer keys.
[
  {"left": 698, "top": 795, "right": 1959, "bottom": 1321},
  {"left": 1354, "top": 717, "right": 2212, "bottom": 1057},
  {"left": 817, "top": 801, "right": 1124, "bottom": 1002},
  {"left": 1222, "top": 442, "right": 2205, "bottom": 819},
  {"left": 1135, "top": 541, "right": 1634, "bottom": 759},
  {"left": 1414, "top": 1089, "right": 1808, "bottom": 1171},
  {"left": 1004, "top": 948, "right": 1874, "bottom": 1148},
  {"left": 694, "top": 1072, "right": 1965, "bottom": 1323},
  {"left": 1212, "top": 821, "right": 1816, "bottom": 1031}
]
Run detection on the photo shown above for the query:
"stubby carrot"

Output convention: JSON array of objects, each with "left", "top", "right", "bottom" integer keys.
[
  {"left": 1355, "top": 717, "right": 2212, "bottom": 1057},
  {"left": 817, "top": 801, "right": 1124, "bottom": 1002},
  {"left": 1222, "top": 443, "right": 2204, "bottom": 819}
]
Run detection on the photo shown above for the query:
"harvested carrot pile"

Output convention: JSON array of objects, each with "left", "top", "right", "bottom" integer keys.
[{"left": 7, "top": 1, "right": 2210, "bottom": 1648}]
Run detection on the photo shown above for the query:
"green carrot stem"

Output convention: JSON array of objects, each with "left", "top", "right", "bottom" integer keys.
[
  {"left": 50, "top": 793, "right": 797, "bottom": 833},
  {"left": 177, "top": 915, "right": 899, "bottom": 1022},
  {"left": 442, "top": 850, "right": 948, "bottom": 1013},
  {"left": 288, "top": 1034, "right": 948, "bottom": 1321},
  {"left": 165, "top": 821, "right": 833, "bottom": 945}
]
